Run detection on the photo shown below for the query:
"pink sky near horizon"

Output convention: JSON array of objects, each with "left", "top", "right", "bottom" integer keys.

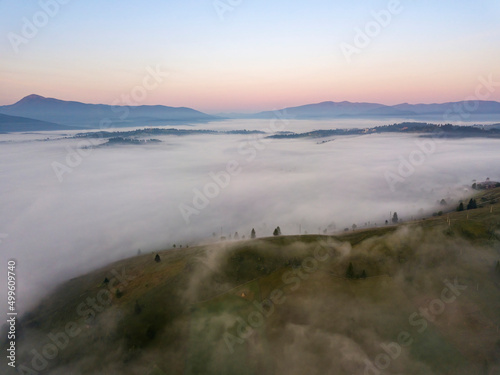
[
  {"left": 0, "top": 77, "right": 500, "bottom": 113},
  {"left": 1, "top": 69, "right": 499, "bottom": 114}
]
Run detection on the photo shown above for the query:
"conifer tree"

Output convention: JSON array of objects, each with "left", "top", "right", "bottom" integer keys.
[
  {"left": 346, "top": 262, "right": 354, "bottom": 279},
  {"left": 392, "top": 212, "right": 399, "bottom": 223}
]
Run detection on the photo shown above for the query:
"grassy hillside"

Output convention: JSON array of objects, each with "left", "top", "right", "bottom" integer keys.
[{"left": 3, "top": 188, "right": 500, "bottom": 375}]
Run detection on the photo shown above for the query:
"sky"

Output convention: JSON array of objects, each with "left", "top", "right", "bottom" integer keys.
[{"left": 0, "top": 0, "right": 500, "bottom": 113}]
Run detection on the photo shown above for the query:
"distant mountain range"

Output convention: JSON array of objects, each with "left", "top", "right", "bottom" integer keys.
[
  {"left": 0, "top": 94, "right": 216, "bottom": 131},
  {"left": 1, "top": 95, "right": 500, "bottom": 132},
  {"left": 0, "top": 113, "right": 79, "bottom": 133},
  {"left": 249, "top": 100, "right": 500, "bottom": 119}
]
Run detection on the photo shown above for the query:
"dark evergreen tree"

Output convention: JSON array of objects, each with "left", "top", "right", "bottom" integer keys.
[
  {"left": 234, "top": 232, "right": 239, "bottom": 240},
  {"left": 346, "top": 262, "right": 355, "bottom": 279},
  {"left": 155, "top": 254, "right": 161, "bottom": 262},
  {"left": 134, "top": 300, "right": 142, "bottom": 315},
  {"left": 273, "top": 228, "right": 279, "bottom": 236},
  {"left": 251, "top": 228, "right": 256, "bottom": 239},
  {"left": 277, "top": 226, "right": 281, "bottom": 235},
  {"left": 457, "top": 202, "right": 464, "bottom": 211},
  {"left": 392, "top": 212, "right": 399, "bottom": 223},
  {"left": 467, "top": 198, "right": 477, "bottom": 210}
]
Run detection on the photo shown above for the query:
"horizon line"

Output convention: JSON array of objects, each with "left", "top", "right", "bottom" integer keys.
[{"left": 3, "top": 93, "right": 500, "bottom": 116}]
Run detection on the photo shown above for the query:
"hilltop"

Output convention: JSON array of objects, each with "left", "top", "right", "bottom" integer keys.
[
  {"left": 0, "top": 95, "right": 216, "bottom": 129},
  {"left": 2, "top": 188, "right": 500, "bottom": 375}
]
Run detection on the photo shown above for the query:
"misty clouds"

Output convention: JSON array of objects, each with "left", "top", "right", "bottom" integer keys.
[{"left": 1, "top": 120, "right": 500, "bottom": 311}]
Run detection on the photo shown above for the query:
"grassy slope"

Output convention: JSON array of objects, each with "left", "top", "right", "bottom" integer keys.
[{"left": 4, "top": 188, "right": 500, "bottom": 375}]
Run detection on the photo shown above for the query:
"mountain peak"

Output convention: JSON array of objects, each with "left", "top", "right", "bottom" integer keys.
[
  {"left": 16, "top": 94, "right": 46, "bottom": 104},
  {"left": 0, "top": 94, "right": 214, "bottom": 127},
  {"left": 25, "top": 94, "right": 45, "bottom": 99}
]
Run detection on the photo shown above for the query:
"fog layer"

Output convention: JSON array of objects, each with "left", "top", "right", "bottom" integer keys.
[{"left": 0, "top": 120, "right": 499, "bottom": 310}]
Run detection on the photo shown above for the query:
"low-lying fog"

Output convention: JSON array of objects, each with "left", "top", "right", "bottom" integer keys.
[{"left": 1, "top": 119, "right": 499, "bottom": 311}]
